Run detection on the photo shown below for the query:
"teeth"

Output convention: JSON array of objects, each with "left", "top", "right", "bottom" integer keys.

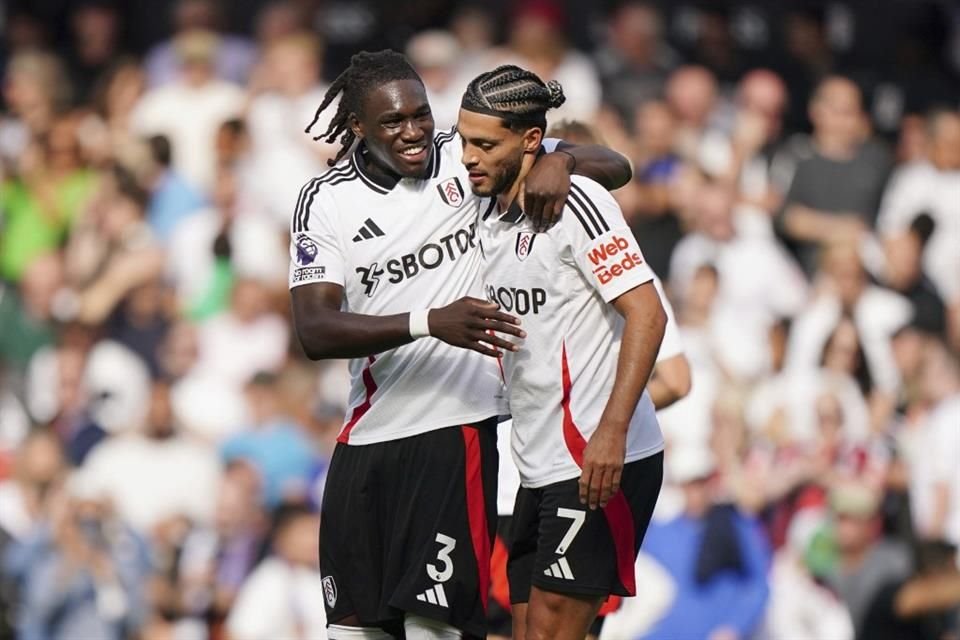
[{"left": 401, "top": 146, "right": 425, "bottom": 156}]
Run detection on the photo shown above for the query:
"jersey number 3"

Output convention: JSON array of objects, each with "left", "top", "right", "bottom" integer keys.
[{"left": 427, "top": 533, "right": 457, "bottom": 582}]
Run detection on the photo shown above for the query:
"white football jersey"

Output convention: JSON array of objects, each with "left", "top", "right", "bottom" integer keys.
[
  {"left": 479, "top": 175, "right": 664, "bottom": 488},
  {"left": 288, "top": 130, "right": 506, "bottom": 445}
]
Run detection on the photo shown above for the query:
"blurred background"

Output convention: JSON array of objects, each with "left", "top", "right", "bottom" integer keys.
[{"left": 0, "top": 0, "right": 958, "bottom": 639}]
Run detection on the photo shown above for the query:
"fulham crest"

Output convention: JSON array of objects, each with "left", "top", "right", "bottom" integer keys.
[
  {"left": 322, "top": 576, "right": 337, "bottom": 608},
  {"left": 516, "top": 232, "right": 536, "bottom": 261},
  {"left": 437, "top": 177, "right": 464, "bottom": 207}
]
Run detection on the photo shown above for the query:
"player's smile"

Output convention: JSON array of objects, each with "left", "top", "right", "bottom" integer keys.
[{"left": 354, "top": 79, "right": 436, "bottom": 180}]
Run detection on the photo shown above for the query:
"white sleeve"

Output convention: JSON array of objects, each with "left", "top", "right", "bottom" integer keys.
[
  {"left": 541, "top": 138, "right": 562, "bottom": 153},
  {"left": 563, "top": 178, "right": 655, "bottom": 302},
  {"left": 288, "top": 181, "right": 345, "bottom": 289},
  {"left": 652, "top": 274, "right": 684, "bottom": 362}
]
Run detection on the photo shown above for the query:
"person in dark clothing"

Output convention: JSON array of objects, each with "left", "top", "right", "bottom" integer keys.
[
  {"left": 882, "top": 213, "right": 947, "bottom": 336},
  {"left": 859, "top": 540, "right": 960, "bottom": 640}
]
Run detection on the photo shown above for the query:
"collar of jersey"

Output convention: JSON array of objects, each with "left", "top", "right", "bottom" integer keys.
[
  {"left": 496, "top": 198, "right": 525, "bottom": 224},
  {"left": 352, "top": 143, "right": 438, "bottom": 194}
]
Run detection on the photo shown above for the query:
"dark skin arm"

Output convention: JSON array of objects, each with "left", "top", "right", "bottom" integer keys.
[
  {"left": 524, "top": 142, "right": 632, "bottom": 232},
  {"left": 292, "top": 283, "right": 525, "bottom": 360}
]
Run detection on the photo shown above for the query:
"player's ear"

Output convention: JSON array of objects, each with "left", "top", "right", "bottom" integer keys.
[
  {"left": 522, "top": 127, "right": 542, "bottom": 154},
  {"left": 349, "top": 113, "right": 364, "bottom": 139}
]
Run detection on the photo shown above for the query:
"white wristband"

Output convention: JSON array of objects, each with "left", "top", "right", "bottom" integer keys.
[{"left": 409, "top": 309, "right": 432, "bottom": 339}]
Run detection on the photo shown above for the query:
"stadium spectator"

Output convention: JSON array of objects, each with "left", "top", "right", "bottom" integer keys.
[
  {"left": 221, "top": 372, "right": 319, "bottom": 508},
  {"left": 143, "top": 0, "right": 257, "bottom": 88},
  {"left": 80, "top": 380, "right": 221, "bottom": 534},
  {"left": 777, "top": 77, "right": 894, "bottom": 277},
  {"left": 820, "top": 482, "right": 913, "bottom": 636},
  {"left": 225, "top": 504, "right": 327, "bottom": 640},
  {"left": 595, "top": 1, "right": 677, "bottom": 121},
  {"left": 641, "top": 447, "right": 771, "bottom": 640},
  {"left": 143, "top": 134, "right": 206, "bottom": 243},
  {"left": 9, "top": 472, "right": 152, "bottom": 640},
  {"left": 246, "top": 33, "right": 337, "bottom": 227},
  {"left": 132, "top": 29, "right": 245, "bottom": 191}
]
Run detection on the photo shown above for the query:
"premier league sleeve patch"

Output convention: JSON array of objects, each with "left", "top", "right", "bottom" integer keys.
[
  {"left": 295, "top": 233, "right": 319, "bottom": 265},
  {"left": 437, "top": 177, "right": 465, "bottom": 207}
]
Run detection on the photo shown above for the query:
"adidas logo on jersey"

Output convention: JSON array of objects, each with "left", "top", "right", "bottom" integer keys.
[
  {"left": 353, "top": 218, "right": 386, "bottom": 242},
  {"left": 544, "top": 557, "right": 575, "bottom": 580},
  {"left": 415, "top": 584, "right": 449, "bottom": 607}
]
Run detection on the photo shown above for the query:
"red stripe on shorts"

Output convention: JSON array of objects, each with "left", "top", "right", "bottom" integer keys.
[
  {"left": 462, "top": 426, "right": 490, "bottom": 611},
  {"left": 602, "top": 493, "right": 637, "bottom": 595},
  {"left": 337, "top": 356, "right": 376, "bottom": 443}
]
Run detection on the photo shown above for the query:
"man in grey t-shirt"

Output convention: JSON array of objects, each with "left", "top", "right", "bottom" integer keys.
[{"left": 777, "top": 76, "right": 893, "bottom": 276}]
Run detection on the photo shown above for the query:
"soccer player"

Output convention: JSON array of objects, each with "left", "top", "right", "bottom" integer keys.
[
  {"left": 288, "top": 51, "right": 631, "bottom": 640},
  {"left": 458, "top": 66, "right": 667, "bottom": 640}
]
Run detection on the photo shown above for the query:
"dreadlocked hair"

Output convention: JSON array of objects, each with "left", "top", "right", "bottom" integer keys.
[
  {"left": 305, "top": 50, "right": 422, "bottom": 166},
  {"left": 461, "top": 65, "right": 566, "bottom": 132}
]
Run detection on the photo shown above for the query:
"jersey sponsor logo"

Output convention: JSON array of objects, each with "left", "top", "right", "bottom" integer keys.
[
  {"left": 515, "top": 232, "right": 536, "bottom": 261},
  {"left": 437, "top": 177, "right": 465, "bottom": 207},
  {"left": 586, "top": 235, "right": 645, "bottom": 285},
  {"left": 352, "top": 218, "right": 386, "bottom": 242},
  {"left": 355, "top": 223, "right": 477, "bottom": 297},
  {"left": 486, "top": 285, "right": 547, "bottom": 315},
  {"left": 322, "top": 576, "right": 338, "bottom": 608},
  {"left": 292, "top": 266, "right": 326, "bottom": 282},
  {"left": 295, "top": 233, "right": 319, "bottom": 265}
]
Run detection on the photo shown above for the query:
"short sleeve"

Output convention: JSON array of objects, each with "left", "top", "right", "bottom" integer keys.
[
  {"left": 653, "top": 275, "right": 684, "bottom": 362},
  {"left": 540, "top": 138, "right": 562, "bottom": 153},
  {"left": 288, "top": 181, "right": 345, "bottom": 289},
  {"left": 563, "top": 178, "right": 654, "bottom": 302}
]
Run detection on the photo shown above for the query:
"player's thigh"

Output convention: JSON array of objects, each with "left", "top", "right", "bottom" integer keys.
[
  {"left": 525, "top": 586, "right": 604, "bottom": 640},
  {"left": 511, "top": 602, "right": 529, "bottom": 640}
]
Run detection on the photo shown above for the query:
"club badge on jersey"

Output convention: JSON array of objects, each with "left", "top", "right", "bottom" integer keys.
[
  {"left": 515, "top": 232, "right": 536, "bottom": 261},
  {"left": 437, "top": 177, "right": 465, "bottom": 207}
]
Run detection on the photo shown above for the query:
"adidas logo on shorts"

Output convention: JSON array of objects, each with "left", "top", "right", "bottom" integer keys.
[
  {"left": 416, "top": 583, "right": 449, "bottom": 607},
  {"left": 353, "top": 218, "right": 386, "bottom": 242},
  {"left": 543, "top": 557, "right": 575, "bottom": 580}
]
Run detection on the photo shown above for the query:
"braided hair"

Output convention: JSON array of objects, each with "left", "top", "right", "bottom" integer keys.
[
  {"left": 305, "top": 50, "right": 422, "bottom": 166},
  {"left": 461, "top": 65, "right": 566, "bottom": 132}
]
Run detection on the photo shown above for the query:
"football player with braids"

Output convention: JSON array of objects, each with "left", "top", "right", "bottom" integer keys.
[
  {"left": 458, "top": 65, "right": 667, "bottom": 640},
  {"left": 288, "top": 50, "right": 632, "bottom": 640}
]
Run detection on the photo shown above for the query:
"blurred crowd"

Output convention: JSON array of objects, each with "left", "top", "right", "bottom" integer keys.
[{"left": 0, "top": 1, "right": 958, "bottom": 639}]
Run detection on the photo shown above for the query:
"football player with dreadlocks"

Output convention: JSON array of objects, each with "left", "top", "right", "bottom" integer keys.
[
  {"left": 288, "top": 50, "right": 631, "bottom": 640},
  {"left": 458, "top": 65, "right": 666, "bottom": 640}
]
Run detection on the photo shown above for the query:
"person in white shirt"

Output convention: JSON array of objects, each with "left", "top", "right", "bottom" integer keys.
[
  {"left": 226, "top": 505, "right": 327, "bottom": 640},
  {"left": 131, "top": 30, "right": 244, "bottom": 191},
  {"left": 80, "top": 380, "right": 221, "bottom": 535},
  {"left": 877, "top": 110, "right": 960, "bottom": 305},
  {"left": 458, "top": 66, "right": 666, "bottom": 640},
  {"left": 245, "top": 33, "right": 338, "bottom": 229},
  {"left": 288, "top": 50, "right": 631, "bottom": 640}
]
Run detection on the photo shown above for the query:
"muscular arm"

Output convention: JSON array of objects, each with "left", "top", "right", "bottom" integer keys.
[
  {"left": 580, "top": 281, "right": 666, "bottom": 509},
  {"left": 291, "top": 283, "right": 523, "bottom": 360},
  {"left": 604, "top": 282, "right": 667, "bottom": 425},
  {"left": 291, "top": 283, "right": 414, "bottom": 359}
]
